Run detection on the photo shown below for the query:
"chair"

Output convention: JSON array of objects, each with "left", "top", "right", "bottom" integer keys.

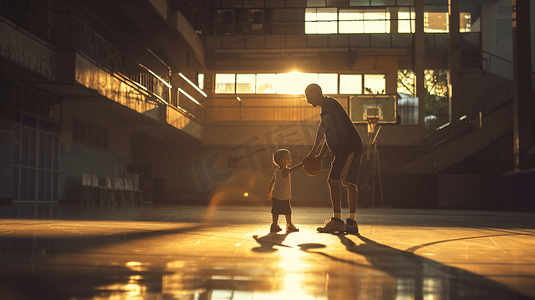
[
  {"left": 127, "top": 179, "right": 143, "bottom": 204},
  {"left": 112, "top": 177, "right": 126, "bottom": 204},
  {"left": 81, "top": 173, "right": 92, "bottom": 204},
  {"left": 122, "top": 178, "right": 135, "bottom": 204},
  {"left": 124, "top": 179, "right": 143, "bottom": 205},
  {"left": 103, "top": 177, "right": 116, "bottom": 205},
  {"left": 90, "top": 175, "right": 104, "bottom": 204}
]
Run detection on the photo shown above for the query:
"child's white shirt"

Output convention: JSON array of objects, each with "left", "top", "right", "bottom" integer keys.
[{"left": 272, "top": 168, "right": 291, "bottom": 200}]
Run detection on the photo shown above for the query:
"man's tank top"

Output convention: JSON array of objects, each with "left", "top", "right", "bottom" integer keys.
[
  {"left": 321, "top": 96, "right": 363, "bottom": 155},
  {"left": 272, "top": 169, "right": 291, "bottom": 200}
]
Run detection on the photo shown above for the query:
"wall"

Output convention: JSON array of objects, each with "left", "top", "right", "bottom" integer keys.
[
  {"left": 0, "top": 84, "right": 13, "bottom": 201},
  {"left": 58, "top": 100, "right": 133, "bottom": 200},
  {"left": 134, "top": 144, "right": 332, "bottom": 206}
]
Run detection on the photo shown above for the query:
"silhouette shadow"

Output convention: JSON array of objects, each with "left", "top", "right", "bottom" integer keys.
[
  {"left": 252, "top": 232, "right": 292, "bottom": 253},
  {"left": 331, "top": 233, "right": 534, "bottom": 300}
]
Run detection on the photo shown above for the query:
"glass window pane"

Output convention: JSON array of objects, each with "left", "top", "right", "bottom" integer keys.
[
  {"left": 319, "top": 74, "right": 338, "bottom": 94},
  {"left": 339, "top": 20, "right": 363, "bottom": 33},
  {"left": 398, "top": 10, "right": 415, "bottom": 33},
  {"left": 237, "top": 74, "right": 256, "bottom": 94},
  {"left": 317, "top": 8, "right": 337, "bottom": 21},
  {"left": 460, "top": 12, "right": 471, "bottom": 32},
  {"left": 364, "top": 10, "right": 389, "bottom": 33},
  {"left": 215, "top": 74, "right": 236, "bottom": 94},
  {"left": 305, "top": 21, "right": 317, "bottom": 34},
  {"left": 339, "top": 9, "right": 363, "bottom": 21},
  {"left": 340, "top": 74, "right": 362, "bottom": 94},
  {"left": 364, "top": 74, "right": 386, "bottom": 94},
  {"left": 198, "top": 73, "right": 204, "bottom": 90},
  {"left": 305, "top": 8, "right": 317, "bottom": 21},
  {"left": 425, "top": 12, "right": 448, "bottom": 33},
  {"left": 256, "top": 74, "right": 277, "bottom": 94},
  {"left": 317, "top": 21, "right": 338, "bottom": 34},
  {"left": 277, "top": 73, "right": 318, "bottom": 94},
  {"left": 307, "top": 8, "right": 337, "bottom": 34}
]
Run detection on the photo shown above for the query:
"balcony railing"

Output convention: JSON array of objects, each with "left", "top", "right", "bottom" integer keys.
[
  {"left": 205, "top": 105, "right": 320, "bottom": 123},
  {"left": 67, "top": 5, "right": 171, "bottom": 104},
  {"left": 0, "top": 0, "right": 55, "bottom": 44}
]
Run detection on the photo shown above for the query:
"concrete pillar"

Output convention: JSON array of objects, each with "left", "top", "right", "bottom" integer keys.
[
  {"left": 414, "top": 0, "right": 426, "bottom": 129},
  {"left": 448, "top": 0, "right": 461, "bottom": 123},
  {"left": 389, "top": 7, "right": 399, "bottom": 34},
  {"left": 512, "top": 0, "right": 533, "bottom": 171}
]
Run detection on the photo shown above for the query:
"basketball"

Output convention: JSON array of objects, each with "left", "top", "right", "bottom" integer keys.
[{"left": 304, "top": 158, "right": 322, "bottom": 176}]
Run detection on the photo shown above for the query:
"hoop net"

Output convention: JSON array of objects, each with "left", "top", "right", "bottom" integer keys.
[{"left": 366, "top": 117, "right": 380, "bottom": 133}]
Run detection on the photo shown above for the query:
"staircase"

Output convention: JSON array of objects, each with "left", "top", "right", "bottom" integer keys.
[{"left": 398, "top": 49, "right": 534, "bottom": 174}]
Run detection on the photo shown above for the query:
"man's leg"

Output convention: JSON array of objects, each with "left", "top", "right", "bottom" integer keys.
[
  {"left": 345, "top": 183, "right": 359, "bottom": 234},
  {"left": 328, "top": 179, "right": 342, "bottom": 220},
  {"left": 317, "top": 179, "right": 345, "bottom": 233},
  {"left": 347, "top": 183, "right": 357, "bottom": 215}
]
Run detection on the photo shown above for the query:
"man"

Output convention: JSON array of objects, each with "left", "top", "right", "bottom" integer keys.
[{"left": 302, "top": 83, "right": 365, "bottom": 234}]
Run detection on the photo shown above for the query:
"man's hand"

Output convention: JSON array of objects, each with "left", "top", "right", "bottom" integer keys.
[{"left": 266, "top": 192, "right": 272, "bottom": 201}]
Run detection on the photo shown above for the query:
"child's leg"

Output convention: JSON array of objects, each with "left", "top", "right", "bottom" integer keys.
[
  {"left": 285, "top": 214, "right": 292, "bottom": 225},
  {"left": 272, "top": 213, "right": 279, "bottom": 225}
]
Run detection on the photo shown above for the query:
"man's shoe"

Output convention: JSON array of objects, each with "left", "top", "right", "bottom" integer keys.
[
  {"left": 317, "top": 217, "right": 345, "bottom": 233},
  {"left": 270, "top": 224, "right": 282, "bottom": 233},
  {"left": 345, "top": 218, "right": 359, "bottom": 234}
]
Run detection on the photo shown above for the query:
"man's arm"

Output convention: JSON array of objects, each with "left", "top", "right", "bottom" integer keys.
[
  {"left": 305, "top": 114, "right": 329, "bottom": 161},
  {"left": 316, "top": 142, "right": 330, "bottom": 161}
]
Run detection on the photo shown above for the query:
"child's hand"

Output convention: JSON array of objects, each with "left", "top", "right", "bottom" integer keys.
[{"left": 266, "top": 192, "right": 272, "bottom": 201}]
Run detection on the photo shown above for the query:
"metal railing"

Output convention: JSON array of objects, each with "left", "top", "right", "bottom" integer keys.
[
  {"left": 408, "top": 110, "right": 482, "bottom": 150},
  {"left": 0, "top": 0, "right": 56, "bottom": 44},
  {"left": 170, "top": 88, "right": 205, "bottom": 123},
  {"left": 205, "top": 105, "right": 321, "bottom": 123},
  {"left": 68, "top": 5, "right": 171, "bottom": 104}
]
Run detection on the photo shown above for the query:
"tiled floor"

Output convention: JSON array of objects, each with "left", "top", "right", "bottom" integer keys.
[{"left": 0, "top": 203, "right": 534, "bottom": 300}]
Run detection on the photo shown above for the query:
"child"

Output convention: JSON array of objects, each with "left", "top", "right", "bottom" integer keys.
[{"left": 266, "top": 149, "right": 303, "bottom": 233}]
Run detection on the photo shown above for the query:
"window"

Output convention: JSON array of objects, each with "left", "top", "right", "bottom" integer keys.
[
  {"left": 425, "top": 12, "right": 448, "bottom": 33},
  {"left": 339, "top": 74, "right": 362, "bottom": 94},
  {"left": 214, "top": 73, "right": 391, "bottom": 95},
  {"left": 214, "top": 73, "right": 388, "bottom": 95},
  {"left": 305, "top": 8, "right": 338, "bottom": 34},
  {"left": 215, "top": 74, "right": 236, "bottom": 94},
  {"left": 197, "top": 73, "right": 204, "bottom": 90},
  {"left": 398, "top": 7, "right": 415, "bottom": 33},
  {"left": 318, "top": 73, "right": 338, "bottom": 94},
  {"left": 256, "top": 74, "right": 277, "bottom": 94},
  {"left": 277, "top": 73, "right": 319, "bottom": 94},
  {"left": 364, "top": 74, "right": 386, "bottom": 94},
  {"left": 237, "top": 74, "right": 256, "bottom": 94},
  {"left": 460, "top": 12, "right": 471, "bottom": 32},
  {"left": 306, "top": 8, "right": 391, "bottom": 34},
  {"left": 344, "top": 9, "right": 390, "bottom": 34}
]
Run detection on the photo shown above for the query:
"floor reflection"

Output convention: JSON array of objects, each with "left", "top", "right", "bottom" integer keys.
[{"left": 1, "top": 204, "right": 535, "bottom": 300}]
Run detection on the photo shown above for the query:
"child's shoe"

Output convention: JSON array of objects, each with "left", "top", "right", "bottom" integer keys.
[
  {"left": 286, "top": 224, "right": 299, "bottom": 232},
  {"left": 270, "top": 224, "right": 282, "bottom": 233}
]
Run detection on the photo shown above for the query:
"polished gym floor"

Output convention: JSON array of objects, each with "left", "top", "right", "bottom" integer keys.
[{"left": 0, "top": 203, "right": 534, "bottom": 300}]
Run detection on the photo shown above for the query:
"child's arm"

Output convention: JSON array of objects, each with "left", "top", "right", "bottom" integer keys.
[
  {"left": 266, "top": 172, "right": 276, "bottom": 200},
  {"left": 282, "top": 162, "right": 304, "bottom": 177}
]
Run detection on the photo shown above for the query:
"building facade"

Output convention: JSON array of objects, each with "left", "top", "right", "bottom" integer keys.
[{"left": 0, "top": 0, "right": 533, "bottom": 209}]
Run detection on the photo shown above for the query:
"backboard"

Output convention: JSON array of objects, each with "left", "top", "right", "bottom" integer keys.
[{"left": 349, "top": 94, "right": 397, "bottom": 124}]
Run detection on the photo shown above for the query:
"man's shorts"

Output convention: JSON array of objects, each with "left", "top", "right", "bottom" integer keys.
[{"left": 329, "top": 151, "right": 367, "bottom": 186}]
